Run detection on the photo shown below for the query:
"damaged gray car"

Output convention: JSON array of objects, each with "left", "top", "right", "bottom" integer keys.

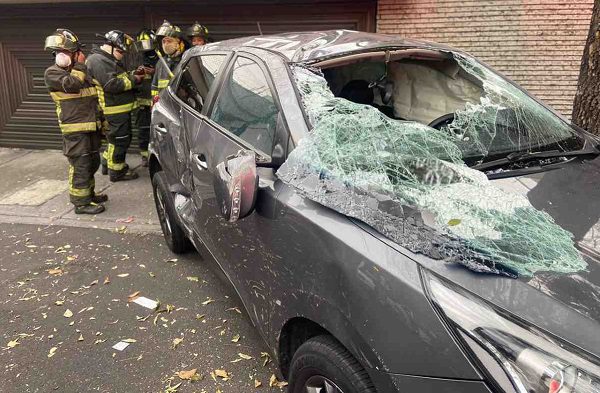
[{"left": 149, "top": 30, "right": 600, "bottom": 393}]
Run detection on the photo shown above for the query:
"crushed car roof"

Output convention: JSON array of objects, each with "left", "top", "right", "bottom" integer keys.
[{"left": 194, "top": 30, "right": 454, "bottom": 62}]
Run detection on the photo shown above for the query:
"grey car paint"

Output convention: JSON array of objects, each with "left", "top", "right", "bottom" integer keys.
[{"left": 149, "top": 30, "right": 600, "bottom": 392}]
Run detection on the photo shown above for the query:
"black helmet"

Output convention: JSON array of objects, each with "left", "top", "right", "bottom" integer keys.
[
  {"left": 186, "top": 22, "right": 209, "bottom": 39},
  {"left": 155, "top": 20, "right": 185, "bottom": 41},
  {"left": 100, "top": 30, "right": 134, "bottom": 52},
  {"left": 134, "top": 28, "right": 155, "bottom": 52},
  {"left": 44, "top": 28, "right": 84, "bottom": 52}
]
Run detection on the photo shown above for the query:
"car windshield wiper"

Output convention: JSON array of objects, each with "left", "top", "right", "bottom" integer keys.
[{"left": 472, "top": 148, "right": 598, "bottom": 171}]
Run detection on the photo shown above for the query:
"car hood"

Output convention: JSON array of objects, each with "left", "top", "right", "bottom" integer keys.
[{"left": 490, "top": 156, "right": 600, "bottom": 323}]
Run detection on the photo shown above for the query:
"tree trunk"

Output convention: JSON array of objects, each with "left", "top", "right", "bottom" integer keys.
[{"left": 572, "top": 1, "right": 600, "bottom": 134}]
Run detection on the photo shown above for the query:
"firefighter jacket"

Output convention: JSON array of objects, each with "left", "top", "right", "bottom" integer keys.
[
  {"left": 44, "top": 63, "right": 99, "bottom": 134},
  {"left": 151, "top": 55, "right": 181, "bottom": 97},
  {"left": 86, "top": 48, "right": 137, "bottom": 116}
]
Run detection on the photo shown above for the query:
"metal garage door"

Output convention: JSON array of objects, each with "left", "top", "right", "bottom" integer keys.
[{"left": 0, "top": 0, "right": 376, "bottom": 150}]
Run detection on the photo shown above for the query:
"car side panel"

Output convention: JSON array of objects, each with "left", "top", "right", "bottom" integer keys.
[
  {"left": 263, "top": 185, "right": 482, "bottom": 379},
  {"left": 150, "top": 92, "right": 190, "bottom": 189}
]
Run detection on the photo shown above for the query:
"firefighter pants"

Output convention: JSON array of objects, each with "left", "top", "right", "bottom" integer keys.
[
  {"left": 104, "top": 112, "right": 132, "bottom": 175},
  {"left": 134, "top": 106, "right": 151, "bottom": 157},
  {"left": 63, "top": 132, "right": 101, "bottom": 206}
]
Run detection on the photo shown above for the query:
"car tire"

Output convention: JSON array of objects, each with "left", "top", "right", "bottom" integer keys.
[
  {"left": 288, "top": 335, "right": 377, "bottom": 393},
  {"left": 152, "top": 171, "right": 190, "bottom": 254}
]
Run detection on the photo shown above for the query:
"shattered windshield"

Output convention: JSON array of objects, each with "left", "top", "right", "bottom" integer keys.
[
  {"left": 277, "top": 55, "right": 587, "bottom": 277},
  {"left": 445, "top": 54, "right": 584, "bottom": 163}
]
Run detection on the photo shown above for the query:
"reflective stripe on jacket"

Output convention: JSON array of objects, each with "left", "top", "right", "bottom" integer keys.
[
  {"left": 86, "top": 48, "right": 136, "bottom": 116},
  {"left": 44, "top": 63, "right": 99, "bottom": 134},
  {"left": 151, "top": 56, "right": 181, "bottom": 97}
]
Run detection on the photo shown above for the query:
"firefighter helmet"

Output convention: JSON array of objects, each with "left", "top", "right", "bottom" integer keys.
[
  {"left": 101, "top": 30, "right": 134, "bottom": 52},
  {"left": 186, "top": 22, "right": 209, "bottom": 39},
  {"left": 44, "top": 28, "right": 84, "bottom": 53},
  {"left": 134, "top": 28, "right": 156, "bottom": 52},
  {"left": 156, "top": 20, "right": 185, "bottom": 41}
]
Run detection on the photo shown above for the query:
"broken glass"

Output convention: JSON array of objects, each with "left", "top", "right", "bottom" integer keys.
[{"left": 277, "top": 62, "right": 586, "bottom": 277}]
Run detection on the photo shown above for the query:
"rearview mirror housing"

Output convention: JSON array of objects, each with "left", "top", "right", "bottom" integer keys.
[{"left": 213, "top": 150, "right": 259, "bottom": 222}]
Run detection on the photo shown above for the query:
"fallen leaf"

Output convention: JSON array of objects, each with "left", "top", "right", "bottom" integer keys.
[
  {"left": 261, "top": 352, "right": 271, "bottom": 366},
  {"left": 165, "top": 258, "right": 178, "bottom": 263},
  {"left": 122, "top": 338, "right": 137, "bottom": 343},
  {"left": 55, "top": 300, "right": 64, "bottom": 306},
  {"left": 231, "top": 334, "right": 240, "bottom": 343},
  {"left": 117, "top": 273, "right": 129, "bottom": 278},
  {"left": 214, "top": 369, "right": 229, "bottom": 379},
  {"left": 269, "top": 374, "right": 287, "bottom": 387},
  {"left": 47, "top": 268, "right": 63, "bottom": 276},
  {"left": 7, "top": 339, "right": 19, "bottom": 348},
  {"left": 255, "top": 379, "right": 262, "bottom": 388},
  {"left": 447, "top": 218, "right": 462, "bottom": 226},
  {"left": 238, "top": 353, "right": 253, "bottom": 360},
  {"left": 63, "top": 309, "right": 73, "bottom": 318},
  {"left": 48, "top": 347, "right": 57, "bottom": 358},
  {"left": 78, "top": 334, "right": 84, "bottom": 342},
  {"left": 186, "top": 276, "right": 199, "bottom": 282},
  {"left": 176, "top": 368, "right": 197, "bottom": 380},
  {"left": 226, "top": 307, "right": 242, "bottom": 314},
  {"left": 172, "top": 337, "right": 183, "bottom": 349},
  {"left": 103, "top": 276, "right": 110, "bottom": 285},
  {"left": 195, "top": 314, "right": 205, "bottom": 320},
  {"left": 127, "top": 291, "right": 141, "bottom": 302},
  {"left": 201, "top": 298, "right": 214, "bottom": 306},
  {"left": 165, "top": 382, "right": 182, "bottom": 393}
]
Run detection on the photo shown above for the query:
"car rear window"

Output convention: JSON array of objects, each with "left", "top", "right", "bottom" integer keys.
[{"left": 175, "top": 54, "right": 227, "bottom": 112}]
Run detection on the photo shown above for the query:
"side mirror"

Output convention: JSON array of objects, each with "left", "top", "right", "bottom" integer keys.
[{"left": 213, "top": 150, "right": 258, "bottom": 222}]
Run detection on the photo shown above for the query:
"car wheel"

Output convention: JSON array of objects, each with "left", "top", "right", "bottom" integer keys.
[
  {"left": 152, "top": 171, "right": 190, "bottom": 254},
  {"left": 288, "top": 335, "right": 377, "bottom": 393}
]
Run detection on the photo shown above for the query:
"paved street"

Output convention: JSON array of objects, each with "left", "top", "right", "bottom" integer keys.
[
  {"left": 0, "top": 224, "right": 281, "bottom": 393},
  {"left": 0, "top": 148, "right": 283, "bottom": 392}
]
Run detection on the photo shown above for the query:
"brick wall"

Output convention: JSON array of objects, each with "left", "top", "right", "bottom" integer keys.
[{"left": 377, "top": 0, "right": 594, "bottom": 119}]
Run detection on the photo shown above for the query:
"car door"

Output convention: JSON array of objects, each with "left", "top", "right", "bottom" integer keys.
[
  {"left": 152, "top": 94, "right": 188, "bottom": 186},
  {"left": 171, "top": 53, "right": 230, "bottom": 202},
  {"left": 185, "top": 53, "right": 290, "bottom": 337}
]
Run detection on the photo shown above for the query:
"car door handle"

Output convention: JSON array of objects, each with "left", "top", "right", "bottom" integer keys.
[
  {"left": 193, "top": 154, "right": 208, "bottom": 170},
  {"left": 155, "top": 124, "right": 168, "bottom": 134}
]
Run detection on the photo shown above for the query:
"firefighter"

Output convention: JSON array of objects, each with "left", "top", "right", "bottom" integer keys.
[
  {"left": 133, "top": 29, "right": 157, "bottom": 167},
  {"left": 152, "top": 20, "right": 188, "bottom": 98},
  {"left": 44, "top": 28, "right": 107, "bottom": 215},
  {"left": 86, "top": 30, "right": 144, "bottom": 181},
  {"left": 186, "top": 21, "right": 209, "bottom": 47}
]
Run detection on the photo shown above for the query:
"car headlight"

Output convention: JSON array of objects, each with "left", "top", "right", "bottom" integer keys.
[{"left": 423, "top": 271, "right": 600, "bottom": 393}]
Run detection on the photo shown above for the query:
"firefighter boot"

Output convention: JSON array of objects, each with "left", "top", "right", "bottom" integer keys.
[
  {"left": 109, "top": 169, "right": 139, "bottom": 182},
  {"left": 75, "top": 202, "right": 105, "bottom": 215},
  {"left": 91, "top": 194, "right": 108, "bottom": 203}
]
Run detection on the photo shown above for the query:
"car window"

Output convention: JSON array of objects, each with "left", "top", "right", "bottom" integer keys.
[
  {"left": 176, "top": 54, "right": 227, "bottom": 113},
  {"left": 209, "top": 56, "right": 279, "bottom": 156}
]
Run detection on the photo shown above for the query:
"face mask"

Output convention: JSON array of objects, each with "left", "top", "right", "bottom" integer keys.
[
  {"left": 162, "top": 40, "right": 179, "bottom": 56},
  {"left": 55, "top": 52, "right": 72, "bottom": 68}
]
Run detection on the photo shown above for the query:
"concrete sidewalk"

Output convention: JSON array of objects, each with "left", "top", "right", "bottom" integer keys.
[{"left": 0, "top": 147, "right": 160, "bottom": 233}]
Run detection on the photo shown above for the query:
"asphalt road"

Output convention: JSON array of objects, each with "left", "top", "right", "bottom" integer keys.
[{"left": 0, "top": 223, "right": 283, "bottom": 393}]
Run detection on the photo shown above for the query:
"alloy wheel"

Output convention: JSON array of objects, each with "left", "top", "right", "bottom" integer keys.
[{"left": 304, "top": 375, "right": 344, "bottom": 393}]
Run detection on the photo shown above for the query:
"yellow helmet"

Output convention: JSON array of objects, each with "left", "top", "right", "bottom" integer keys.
[{"left": 44, "top": 28, "right": 83, "bottom": 52}]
